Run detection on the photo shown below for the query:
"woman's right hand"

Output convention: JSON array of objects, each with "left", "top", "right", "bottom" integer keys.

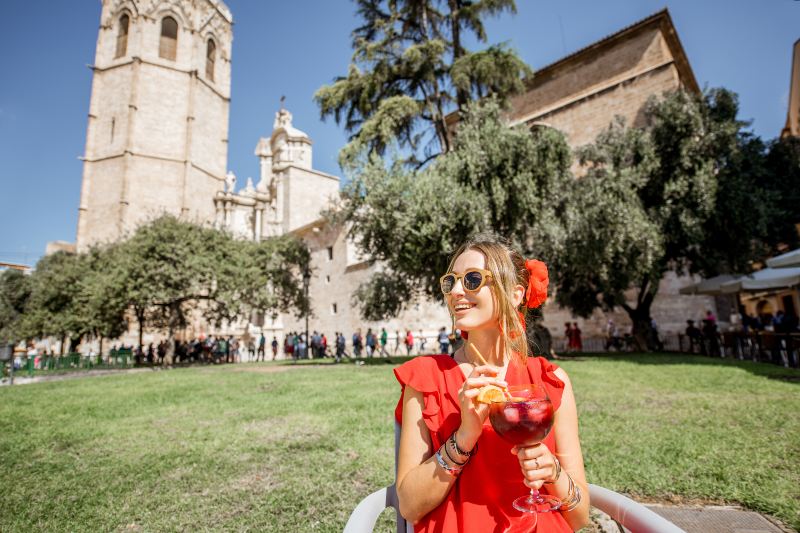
[{"left": 455, "top": 365, "right": 507, "bottom": 450}]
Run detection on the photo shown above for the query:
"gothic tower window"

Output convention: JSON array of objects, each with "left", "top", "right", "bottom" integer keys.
[
  {"left": 205, "top": 39, "right": 216, "bottom": 81},
  {"left": 115, "top": 14, "right": 129, "bottom": 58},
  {"left": 159, "top": 16, "right": 178, "bottom": 61}
]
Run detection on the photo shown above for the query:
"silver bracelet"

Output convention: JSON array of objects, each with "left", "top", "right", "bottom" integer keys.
[{"left": 434, "top": 447, "right": 461, "bottom": 477}]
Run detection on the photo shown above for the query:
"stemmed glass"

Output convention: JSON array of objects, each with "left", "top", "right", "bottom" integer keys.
[{"left": 489, "top": 384, "right": 561, "bottom": 513}]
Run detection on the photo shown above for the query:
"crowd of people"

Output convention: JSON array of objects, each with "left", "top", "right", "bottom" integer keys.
[{"left": 280, "top": 327, "right": 464, "bottom": 362}]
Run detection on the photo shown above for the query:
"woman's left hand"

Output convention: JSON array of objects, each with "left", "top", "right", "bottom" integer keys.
[{"left": 511, "top": 443, "right": 558, "bottom": 490}]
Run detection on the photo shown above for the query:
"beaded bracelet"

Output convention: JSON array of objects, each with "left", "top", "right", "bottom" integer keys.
[
  {"left": 434, "top": 447, "right": 461, "bottom": 477},
  {"left": 444, "top": 440, "right": 467, "bottom": 466},
  {"left": 449, "top": 433, "right": 477, "bottom": 457}
]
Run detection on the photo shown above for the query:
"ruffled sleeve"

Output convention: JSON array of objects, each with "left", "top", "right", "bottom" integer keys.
[
  {"left": 533, "top": 356, "right": 566, "bottom": 412},
  {"left": 394, "top": 356, "right": 453, "bottom": 450}
]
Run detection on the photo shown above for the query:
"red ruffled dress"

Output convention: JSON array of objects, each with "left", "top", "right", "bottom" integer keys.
[{"left": 394, "top": 355, "right": 572, "bottom": 533}]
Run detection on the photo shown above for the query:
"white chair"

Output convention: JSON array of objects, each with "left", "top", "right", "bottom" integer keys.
[{"left": 343, "top": 423, "right": 686, "bottom": 533}]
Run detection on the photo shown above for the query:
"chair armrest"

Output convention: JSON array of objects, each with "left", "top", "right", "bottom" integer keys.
[{"left": 588, "top": 484, "right": 686, "bottom": 533}]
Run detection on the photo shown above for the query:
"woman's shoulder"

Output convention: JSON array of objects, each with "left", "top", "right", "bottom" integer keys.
[
  {"left": 396, "top": 354, "right": 456, "bottom": 372},
  {"left": 527, "top": 355, "right": 567, "bottom": 389}
]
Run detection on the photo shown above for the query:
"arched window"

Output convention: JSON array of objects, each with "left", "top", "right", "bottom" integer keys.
[
  {"left": 205, "top": 39, "right": 216, "bottom": 81},
  {"left": 115, "top": 14, "right": 129, "bottom": 58},
  {"left": 159, "top": 16, "right": 178, "bottom": 61}
]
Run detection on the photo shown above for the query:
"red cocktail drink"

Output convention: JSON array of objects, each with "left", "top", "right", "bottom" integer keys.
[
  {"left": 489, "top": 399, "right": 553, "bottom": 445},
  {"left": 488, "top": 384, "right": 561, "bottom": 514}
]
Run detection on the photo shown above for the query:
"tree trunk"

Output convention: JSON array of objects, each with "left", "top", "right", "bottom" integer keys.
[
  {"left": 136, "top": 308, "right": 145, "bottom": 351},
  {"left": 626, "top": 306, "right": 652, "bottom": 352}
]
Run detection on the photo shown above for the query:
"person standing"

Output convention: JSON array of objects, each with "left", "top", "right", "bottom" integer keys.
[
  {"left": 366, "top": 328, "right": 376, "bottom": 357},
  {"left": 258, "top": 332, "right": 266, "bottom": 360},
  {"left": 271, "top": 336, "right": 278, "bottom": 360},
  {"left": 353, "top": 329, "right": 363, "bottom": 358},
  {"left": 419, "top": 329, "right": 427, "bottom": 354},
  {"left": 405, "top": 329, "right": 414, "bottom": 356},
  {"left": 564, "top": 323, "right": 574, "bottom": 352},
  {"left": 437, "top": 327, "right": 449, "bottom": 355},
  {"left": 571, "top": 322, "right": 583, "bottom": 352}
]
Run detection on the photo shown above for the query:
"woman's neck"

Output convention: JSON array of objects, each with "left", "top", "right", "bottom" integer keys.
[{"left": 463, "top": 328, "right": 506, "bottom": 367}]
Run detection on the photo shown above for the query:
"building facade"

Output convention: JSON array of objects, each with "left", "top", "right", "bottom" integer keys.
[
  {"left": 76, "top": 0, "right": 233, "bottom": 251},
  {"left": 74, "top": 4, "right": 722, "bottom": 351}
]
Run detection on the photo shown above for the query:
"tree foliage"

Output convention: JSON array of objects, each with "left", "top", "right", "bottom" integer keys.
[
  {"left": 0, "top": 269, "right": 31, "bottom": 342},
  {"left": 340, "top": 100, "right": 573, "bottom": 319},
  {"left": 2, "top": 216, "right": 310, "bottom": 352},
  {"left": 558, "top": 88, "right": 784, "bottom": 346},
  {"left": 112, "top": 215, "right": 310, "bottom": 349},
  {"left": 315, "top": 0, "right": 531, "bottom": 167}
]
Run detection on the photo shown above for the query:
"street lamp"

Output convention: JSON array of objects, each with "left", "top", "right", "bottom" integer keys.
[{"left": 302, "top": 258, "right": 311, "bottom": 360}]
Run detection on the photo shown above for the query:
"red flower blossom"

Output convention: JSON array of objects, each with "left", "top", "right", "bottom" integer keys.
[{"left": 524, "top": 259, "right": 548, "bottom": 309}]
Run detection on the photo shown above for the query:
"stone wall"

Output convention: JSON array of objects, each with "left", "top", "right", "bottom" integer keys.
[{"left": 77, "top": 0, "right": 232, "bottom": 250}]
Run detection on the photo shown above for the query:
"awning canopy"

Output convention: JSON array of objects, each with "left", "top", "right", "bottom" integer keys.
[
  {"left": 719, "top": 266, "right": 800, "bottom": 294},
  {"left": 766, "top": 248, "right": 800, "bottom": 269},
  {"left": 679, "top": 274, "right": 742, "bottom": 296}
]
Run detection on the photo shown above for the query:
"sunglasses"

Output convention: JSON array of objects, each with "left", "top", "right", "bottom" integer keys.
[{"left": 440, "top": 268, "right": 493, "bottom": 294}]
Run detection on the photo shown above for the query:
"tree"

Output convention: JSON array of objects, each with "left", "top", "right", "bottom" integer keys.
[
  {"left": 557, "top": 88, "right": 776, "bottom": 348},
  {"left": 339, "top": 100, "right": 573, "bottom": 319},
  {"left": 763, "top": 136, "right": 800, "bottom": 253},
  {"left": 0, "top": 269, "right": 31, "bottom": 343},
  {"left": 21, "top": 252, "right": 93, "bottom": 352},
  {"left": 114, "top": 215, "right": 309, "bottom": 357},
  {"left": 315, "top": 0, "right": 531, "bottom": 168}
]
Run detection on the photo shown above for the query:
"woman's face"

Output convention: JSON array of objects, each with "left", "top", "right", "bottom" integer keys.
[{"left": 447, "top": 249, "right": 497, "bottom": 331}]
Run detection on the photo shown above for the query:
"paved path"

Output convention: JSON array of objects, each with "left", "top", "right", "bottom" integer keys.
[{"left": 645, "top": 504, "right": 793, "bottom": 533}]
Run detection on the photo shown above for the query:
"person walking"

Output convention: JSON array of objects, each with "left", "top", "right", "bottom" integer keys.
[
  {"left": 366, "top": 329, "right": 376, "bottom": 357},
  {"left": 335, "top": 332, "right": 346, "bottom": 363},
  {"left": 353, "top": 329, "right": 363, "bottom": 358},
  {"left": 394, "top": 330, "right": 402, "bottom": 355},
  {"left": 380, "top": 328, "right": 390, "bottom": 357},
  {"left": 418, "top": 329, "right": 427, "bottom": 354}
]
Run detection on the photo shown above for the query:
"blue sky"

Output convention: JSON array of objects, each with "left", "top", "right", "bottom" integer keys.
[{"left": 0, "top": 0, "right": 797, "bottom": 266}]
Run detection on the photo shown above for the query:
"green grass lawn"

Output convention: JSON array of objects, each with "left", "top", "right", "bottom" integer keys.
[{"left": 0, "top": 354, "right": 798, "bottom": 532}]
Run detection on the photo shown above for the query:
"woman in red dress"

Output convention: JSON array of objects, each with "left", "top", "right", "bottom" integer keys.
[{"left": 395, "top": 235, "right": 590, "bottom": 532}]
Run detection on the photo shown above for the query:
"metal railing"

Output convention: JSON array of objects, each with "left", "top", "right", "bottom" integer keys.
[{"left": 15, "top": 349, "right": 134, "bottom": 378}]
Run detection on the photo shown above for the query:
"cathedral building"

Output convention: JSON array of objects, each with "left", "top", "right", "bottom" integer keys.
[
  {"left": 75, "top": 1, "right": 718, "bottom": 349},
  {"left": 76, "top": 0, "right": 233, "bottom": 251}
]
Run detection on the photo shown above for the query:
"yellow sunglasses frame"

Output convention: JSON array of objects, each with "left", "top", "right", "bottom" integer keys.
[{"left": 439, "top": 268, "right": 493, "bottom": 294}]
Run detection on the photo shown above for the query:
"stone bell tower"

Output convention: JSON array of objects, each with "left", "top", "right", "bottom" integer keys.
[{"left": 76, "top": 0, "right": 233, "bottom": 250}]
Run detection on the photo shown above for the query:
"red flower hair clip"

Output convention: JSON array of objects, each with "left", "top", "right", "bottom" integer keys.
[{"left": 524, "top": 259, "right": 548, "bottom": 309}]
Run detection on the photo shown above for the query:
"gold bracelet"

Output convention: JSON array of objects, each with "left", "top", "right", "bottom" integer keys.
[
  {"left": 544, "top": 457, "right": 561, "bottom": 484},
  {"left": 559, "top": 473, "right": 582, "bottom": 511},
  {"left": 562, "top": 484, "right": 582, "bottom": 511}
]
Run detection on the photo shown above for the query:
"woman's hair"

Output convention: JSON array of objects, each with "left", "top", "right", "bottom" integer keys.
[{"left": 447, "top": 233, "right": 529, "bottom": 367}]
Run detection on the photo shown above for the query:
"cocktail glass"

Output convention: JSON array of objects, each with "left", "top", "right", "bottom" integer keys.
[{"left": 489, "top": 384, "right": 561, "bottom": 513}]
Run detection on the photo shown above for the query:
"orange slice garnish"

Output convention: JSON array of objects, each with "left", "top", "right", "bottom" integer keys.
[{"left": 476, "top": 385, "right": 506, "bottom": 404}]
